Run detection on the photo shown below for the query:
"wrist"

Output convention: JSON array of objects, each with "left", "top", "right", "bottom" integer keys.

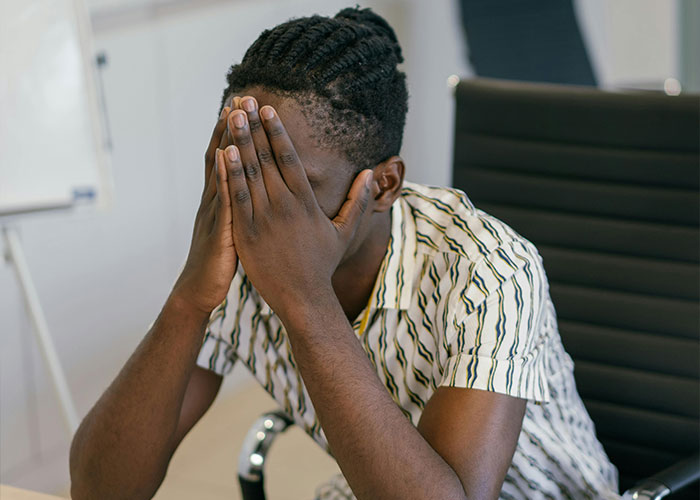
[
  {"left": 165, "top": 289, "right": 213, "bottom": 326},
  {"left": 275, "top": 283, "right": 342, "bottom": 331}
]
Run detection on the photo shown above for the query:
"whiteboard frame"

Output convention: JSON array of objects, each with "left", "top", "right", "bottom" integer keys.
[
  {"left": 71, "top": 0, "right": 114, "bottom": 213},
  {"left": 0, "top": 0, "right": 113, "bottom": 218}
]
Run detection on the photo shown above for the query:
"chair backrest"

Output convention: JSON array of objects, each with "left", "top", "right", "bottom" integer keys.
[{"left": 451, "top": 78, "right": 700, "bottom": 497}]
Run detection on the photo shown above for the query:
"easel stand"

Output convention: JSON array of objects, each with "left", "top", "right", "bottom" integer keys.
[{"left": 2, "top": 225, "right": 79, "bottom": 436}]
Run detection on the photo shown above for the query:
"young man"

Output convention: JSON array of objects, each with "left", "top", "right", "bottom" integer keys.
[{"left": 70, "top": 7, "right": 620, "bottom": 500}]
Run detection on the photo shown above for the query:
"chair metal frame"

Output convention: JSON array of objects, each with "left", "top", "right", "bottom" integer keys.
[{"left": 238, "top": 410, "right": 294, "bottom": 500}]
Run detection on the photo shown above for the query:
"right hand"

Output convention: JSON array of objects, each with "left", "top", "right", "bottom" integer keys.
[{"left": 172, "top": 105, "right": 240, "bottom": 316}]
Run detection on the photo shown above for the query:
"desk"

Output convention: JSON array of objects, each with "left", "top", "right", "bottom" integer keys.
[{"left": 0, "top": 485, "right": 67, "bottom": 500}]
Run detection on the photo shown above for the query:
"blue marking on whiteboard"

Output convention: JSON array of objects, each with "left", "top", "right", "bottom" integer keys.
[{"left": 72, "top": 187, "right": 96, "bottom": 201}]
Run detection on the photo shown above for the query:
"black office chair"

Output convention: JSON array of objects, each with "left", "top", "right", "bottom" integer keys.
[
  {"left": 237, "top": 78, "right": 700, "bottom": 499},
  {"left": 451, "top": 78, "right": 699, "bottom": 499}
]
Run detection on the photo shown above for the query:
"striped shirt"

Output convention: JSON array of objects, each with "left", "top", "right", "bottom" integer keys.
[{"left": 197, "top": 181, "right": 621, "bottom": 499}]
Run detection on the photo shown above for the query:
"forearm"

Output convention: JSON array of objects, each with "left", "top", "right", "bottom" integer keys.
[
  {"left": 69, "top": 292, "right": 209, "bottom": 500},
  {"left": 279, "top": 290, "right": 467, "bottom": 500}
]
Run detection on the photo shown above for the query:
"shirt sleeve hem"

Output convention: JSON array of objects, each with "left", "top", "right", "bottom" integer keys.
[
  {"left": 196, "top": 333, "right": 236, "bottom": 376},
  {"left": 438, "top": 351, "right": 551, "bottom": 404}
]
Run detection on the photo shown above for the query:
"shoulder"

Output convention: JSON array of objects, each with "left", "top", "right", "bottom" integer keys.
[{"left": 400, "top": 181, "right": 541, "bottom": 267}]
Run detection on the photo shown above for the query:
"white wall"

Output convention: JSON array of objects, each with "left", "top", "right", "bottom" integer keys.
[
  {"left": 575, "top": 0, "right": 679, "bottom": 89},
  {"left": 0, "top": 0, "right": 683, "bottom": 495},
  {"left": 0, "top": 0, "right": 468, "bottom": 494}
]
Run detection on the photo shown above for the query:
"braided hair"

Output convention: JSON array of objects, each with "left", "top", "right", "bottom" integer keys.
[{"left": 219, "top": 7, "right": 408, "bottom": 172}]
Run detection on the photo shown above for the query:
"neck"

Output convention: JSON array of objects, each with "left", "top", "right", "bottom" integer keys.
[{"left": 332, "top": 211, "right": 392, "bottom": 323}]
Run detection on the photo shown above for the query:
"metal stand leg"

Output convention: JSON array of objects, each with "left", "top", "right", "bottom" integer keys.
[{"left": 2, "top": 226, "right": 79, "bottom": 436}]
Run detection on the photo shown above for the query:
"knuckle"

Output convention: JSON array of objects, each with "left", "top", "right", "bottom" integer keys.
[
  {"left": 248, "top": 118, "right": 263, "bottom": 133},
  {"left": 278, "top": 152, "right": 297, "bottom": 167},
  {"left": 234, "top": 189, "right": 250, "bottom": 204},
  {"left": 243, "top": 162, "right": 261, "bottom": 179},
  {"left": 228, "top": 163, "right": 244, "bottom": 177},
  {"left": 358, "top": 195, "right": 369, "bottom": 213},
  {"left": 233, "top": 133, "right": 252, "bottom": 147},
  {"left": 257, "top": 148, "right": 274, "bottom": 164},
  {"left": 267, "top": 125, "right": 285, "bottom": 138}
]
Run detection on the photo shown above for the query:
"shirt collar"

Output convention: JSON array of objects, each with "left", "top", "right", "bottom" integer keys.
[{"left": 367, "top": 195, "right": 416, "bottom": 312}]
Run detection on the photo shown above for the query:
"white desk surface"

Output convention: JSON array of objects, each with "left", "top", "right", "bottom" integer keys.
[{"left": 0, "top": 485, "right": 67, "bottom": 500}]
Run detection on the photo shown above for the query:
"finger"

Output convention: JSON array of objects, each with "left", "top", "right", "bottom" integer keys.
[
  {"left": 218, "top": 123, "right": 231, "bottom": 151},
  {"left": 205, "top": 107, "right": 231, "bottom": 183},
  {"left": 214, "top": 148, "right": 232, "bottom": 233},
  {"left": 201, "top": 154, "right": 221, "bottom": 233},
  {"left": 259, "top": 105, "right": 313, "bottom": 198},
  {"left": 332, "top": 169, "right": 374, "bottom": 242},
  {"left": 240, "top": 97, "right": 286, "bottom": 199},
  {"left": 218, "top": 96, "right": 241, "bottom": 151},
  {"left": 204, "top": 188, "right": 218, "bottom": 233},
  {"left": 228, "top": 109, "right": 269, "bottom": 209},
  {"left": 201, "top": 150, "right": 220, "bottom": 205},
  {"left": 222, "top": 145, "right": 252, "bottom": 227}
]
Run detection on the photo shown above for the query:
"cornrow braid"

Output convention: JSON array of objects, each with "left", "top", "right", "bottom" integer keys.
[
  {"left": 219, "top": 6, "right": 408, "bottom": 172},
  {"left": 267, "top": 22, "right": 307, "bottom": 62},
  {"left": 280, "top": 18, "right": 329, "bottom": 68}
]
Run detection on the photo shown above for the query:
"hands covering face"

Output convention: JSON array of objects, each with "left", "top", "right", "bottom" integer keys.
[{"left": 216, "top": 96, "right": 375, "bottom": 319}]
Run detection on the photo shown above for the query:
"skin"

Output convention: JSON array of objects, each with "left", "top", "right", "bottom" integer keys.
[{"left": 69, "top": 87, "right": 527, "bottom": 500}]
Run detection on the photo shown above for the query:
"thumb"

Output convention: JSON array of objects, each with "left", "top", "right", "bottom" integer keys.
[{"left": 332, "top": 169, "right": 374, "bottom": 240}]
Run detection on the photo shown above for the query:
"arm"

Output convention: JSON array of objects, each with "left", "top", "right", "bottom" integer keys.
[
  {"left": 69, "top": 298, "right": 220, "bottom": 500},
  {"left": 221, "top": 101, "right": 527, "bottom": 499},
  {"left": 281, "top": 288, "right": 525, "bottom": 500},
  {"left": 70, "top": 105, "right": 241, "bottom": 500}
]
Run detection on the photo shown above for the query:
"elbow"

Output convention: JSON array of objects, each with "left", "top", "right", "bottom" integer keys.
[
  {"left": 69, "top": 431, "right": 167, "bottom": 500},
  {"left": 70, "top": 478, "right": 92, "bottom": 500},
  {"left": 429, "top": 473, "right": 469, "bottom": 500},
  {"left": 452, "top": 486, "right": 470, "bottom": 500},
  {"left": 69, "top": 429, "right": 100, "bottom": 500},
  {"left": 69, "top": 426, "right": 88, "bottom": 498},
  {"left": 69, "top": 454, "right": 92, "bottom": 499}
]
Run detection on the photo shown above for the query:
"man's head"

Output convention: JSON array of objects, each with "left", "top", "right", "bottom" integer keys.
[
  {"left": 219, "top": 7, "right": 408, "bottom": 268},
  {"left": 219, "top": 7, "right": 409, "bottom": 175}
]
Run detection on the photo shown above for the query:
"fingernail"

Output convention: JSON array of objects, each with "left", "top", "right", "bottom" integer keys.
[
  {"left": 219, "top": 107, "right": 228, "bottom": 119},
  {"left": 261, "top": 106, "right": 274, "bottom": 120},
  {"left": 365, "top": 171, "right": 373, "bottom": 188},
  {"left": 242, "top": 98, "right": 256, "bottom": 113},
  {"left": 233, "top": 112, "right": 246, "bottom": 128},
  {"left": 226, "top": 146, "right": 238, "bottom": 162}
]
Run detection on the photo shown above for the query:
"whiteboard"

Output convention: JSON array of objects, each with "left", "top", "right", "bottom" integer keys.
[{"left": 0, "top": 0, "right": 111, "bottom": 216}]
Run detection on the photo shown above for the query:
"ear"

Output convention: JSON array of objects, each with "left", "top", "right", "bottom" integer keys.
[{"left": 371, "top": 156, "right": 405, "bottom": 213}]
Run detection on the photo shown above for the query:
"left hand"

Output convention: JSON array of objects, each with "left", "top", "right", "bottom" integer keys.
[{"left": 219, "top": 98, "right": 374, "bottom": 318}]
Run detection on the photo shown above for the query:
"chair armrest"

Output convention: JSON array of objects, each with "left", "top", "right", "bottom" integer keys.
[
  {"left": 237, "top": 410, "right": 294, "bottom": 500},
  {"left": 622, "top": 454, "right": 699, "bottom": 500}
]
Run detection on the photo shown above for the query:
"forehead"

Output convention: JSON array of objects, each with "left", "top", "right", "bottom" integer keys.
[{"left": 223, "top": 87, "right": 352, "bottom": 182}]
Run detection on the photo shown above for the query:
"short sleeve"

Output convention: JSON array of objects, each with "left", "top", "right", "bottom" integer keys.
[
  {"left": 439, "top": 240, "right": 552, "bottom": 404},
  {"left": 196, "top": 303, "right": 237, "bottom": 376},
  {"left": 195, "top": 272, "right": 246, "bottom": 376}
]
